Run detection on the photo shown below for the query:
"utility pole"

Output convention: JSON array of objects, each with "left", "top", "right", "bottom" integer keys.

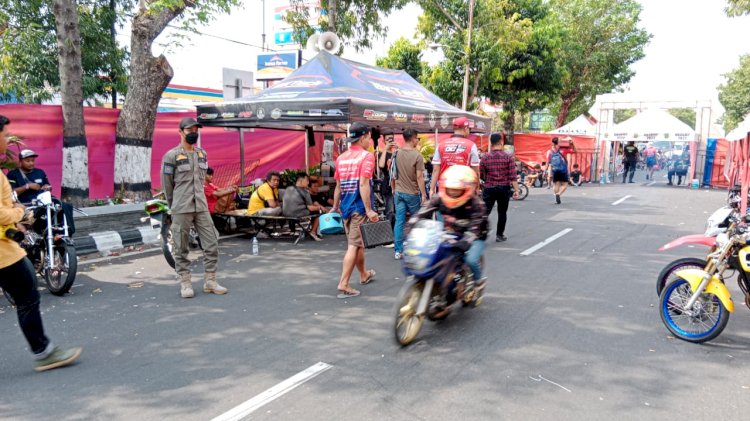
[
  {"left": 461, "top": 0, "right": 475, "bottom": 111},
  {"left": 262, "top": 0, "right": 266, "bottom": 51},
  {"left": 110, "top": 0, "right": 117, "bottom": 108}
]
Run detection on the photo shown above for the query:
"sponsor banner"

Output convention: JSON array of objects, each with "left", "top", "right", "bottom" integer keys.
[
  {"left": 257, "top": 51, "right": 300, "bottom": 81},
  {"left": 363, "top": 109, "right": 388, "bottom": 121},
  {"left": 411, "top": 114, "right": 425, "bottom": 124},
  {"left": 392, "top": 112, "right": 408, "bottom": 123}
]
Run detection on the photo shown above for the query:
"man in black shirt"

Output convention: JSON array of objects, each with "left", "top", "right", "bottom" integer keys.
[
  {"left": 7, "top": 149, "right": 75, "bottom": 235},
  {"left": 7, "top": 149, "right": 51, "bottom": 203},
  {"left": 622, "top": 141, "right": 640, "bottom": 183}
]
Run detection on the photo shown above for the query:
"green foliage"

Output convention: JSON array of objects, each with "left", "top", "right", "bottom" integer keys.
[
  {"left": 0, "top": 135, "right": 23, "bottom": 171},
  {"left": 614, "top": 109, "right": 636, "bottom": 124},
  {"left": 417, "top": 135, "right": 435, "bottom": 162},
  {"left": 376, "top": 37, "right": 428, "bottom": 81},
  {"left": 0, "top": 0, "right": 128, "bottom": 103},
  {"left": 547, "top": 0, "right": 651, "bottom": 126},
  {"left": 726, "top": 0, "right": 750, "bottom": 16},
  {"left": 286, "top": 0, "right": 409, "bottom": 52},
  {"left": 668, "top": 108, "right": 696, "bottom": 129},
  {"left": 718, "top": 54, "right": 750, "bottom": 131}
]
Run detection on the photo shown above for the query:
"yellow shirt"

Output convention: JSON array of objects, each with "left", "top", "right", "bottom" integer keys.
[
  {"left": 247, "top": 183, "right": 278, "bottom": 215},
  {"left": 0, "top": 171, "right": 27, "bottom": 269}
]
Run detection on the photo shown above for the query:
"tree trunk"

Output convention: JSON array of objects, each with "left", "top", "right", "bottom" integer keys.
[
  {"left": 328, "top": 0, "right": 337, "bottom": 31},
  {"left": 52, "top": 0, "right": 89, "bottom": 206},
  {"left": 555, "top": 90, "right": 580, "bottom": 128},
  {"left": 503, "top": 110, "right": 515, "bottom": 145},
  {"left": 114, "top": 3, "right": 185, "bottom": 201}
]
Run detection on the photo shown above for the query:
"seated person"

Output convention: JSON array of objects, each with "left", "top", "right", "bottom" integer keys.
[
  {"left": 247, "top": 171, "right": 282, "bottom": 216},
  {"left": 282, "top": 173, "right": 324, "bottom": 241},
  {"left": 309, "top": 176, "right": 333, "bottom": 209},
  {"left": 7, "top": 148, "right": 75, "bottom": 235},
  {"left": 204, "top": 167, "right": 238, "bottom": 213},
  {"left": 410, "top": 165, "right": 487, "bottom": 286},
  {"left": 569, "top": 163, "right": 583, "bottom": 186},
  {"left": 524, "top": 163, "right": 542, "bottom": 187}
]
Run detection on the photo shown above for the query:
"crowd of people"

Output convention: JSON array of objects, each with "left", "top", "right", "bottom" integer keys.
[{"left": 619, "top": 141, "right": 690, "bottom": 185}]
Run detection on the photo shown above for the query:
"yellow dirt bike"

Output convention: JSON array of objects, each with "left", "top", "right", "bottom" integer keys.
[{"left": 658, "top": 217, "right": 750, "bottom": 343}]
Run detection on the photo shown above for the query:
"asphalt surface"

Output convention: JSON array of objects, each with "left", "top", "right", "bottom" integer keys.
[{"left": 2, "top": 170, "right": 750, "bottom": 420}]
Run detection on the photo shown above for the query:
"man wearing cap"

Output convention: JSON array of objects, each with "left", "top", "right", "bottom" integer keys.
[
  {"left": 161, "top": 117, "right": 227, "bottom": 298},
  {"left": 330, "top": 122, "right": 379, "bottom": 298},
  {"left": 8, "top": 149, "right": 76, "bottom": 235},
  {"left": 7, "top": 149, "right": 52, "bottom": 204},
  {"left": 430, "top": 117, "right": 480, "bottom": 195}
]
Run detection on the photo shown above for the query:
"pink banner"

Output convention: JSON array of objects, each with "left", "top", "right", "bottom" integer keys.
[{"left": 0, "top": 105, "right": 324, "bottom": 198}]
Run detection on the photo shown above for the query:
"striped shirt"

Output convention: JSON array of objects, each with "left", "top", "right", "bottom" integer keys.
[
  {"left": 480, "top": 149, "right": 516, "bottom": 188},
  {"left": 335, "top": 145, "right": 375, "bottom": 219}
]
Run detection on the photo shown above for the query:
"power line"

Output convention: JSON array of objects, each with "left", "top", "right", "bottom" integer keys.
[{"left": 164, "top": 23, "right": 284, "bottom": 52}]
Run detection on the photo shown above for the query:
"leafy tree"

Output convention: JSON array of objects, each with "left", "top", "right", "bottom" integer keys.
[
  {"left": 726, "top": 0, "right": 750, "bottom": 16},
  {"left": 718, "top": 54, "right": 750, "bottom": 131},
  {"left": 0, "top": 0, "right": 128, "bottom": 104},
  {"left": 52, "top": 0, "right": 89, "bottom": 204},
  {"left": 668, "top": 108, "right": 696, "bottom": 129},
  {"left": 376, "top": 37, "right": 427, "bottom": 81},
  {"left": 548, "top": 0, "right": 650, "bottom": 127},
  {"left": 614, "top": 109, "right": 636, "bottom": 124},
  {"left": 114, "top": 0, "right": 239, "bottom": 200},
  {"left": 286, "top": 0, "right": 409, "bottom": 51}
]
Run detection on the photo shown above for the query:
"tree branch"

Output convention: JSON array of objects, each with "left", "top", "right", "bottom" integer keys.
[{"left": 423, "top": 0, "right": 464, "bottom": 31}]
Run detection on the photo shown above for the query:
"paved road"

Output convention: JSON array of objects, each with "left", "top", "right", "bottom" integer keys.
[{"left": 2, "top": 172, "right": 750, "bottom": 420}]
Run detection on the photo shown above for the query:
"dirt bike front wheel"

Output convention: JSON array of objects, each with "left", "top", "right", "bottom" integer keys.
[
  {"left": 659, "top": 277, "right": 730, "bottom": 343},
  {"left": 45, "top": 242, "right": 78, "bottom": 296}
]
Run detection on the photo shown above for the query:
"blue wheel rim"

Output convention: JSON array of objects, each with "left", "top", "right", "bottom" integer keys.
[{"left": 662, "top": 279, "right": 723, "bottom": 339}]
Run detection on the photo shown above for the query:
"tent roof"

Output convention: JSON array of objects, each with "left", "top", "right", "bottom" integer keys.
[
  {"left": 195, "top": 51, "right": 491, "bottom": 133},
  {"left": 726, "top": 114, "right": 750, "bottom": 142},
  {"left": 602, "top": 108, "right": 696, "bottom": 142},
  {"left": 547, "top": 114, "right": 596, "bottom": 136}
]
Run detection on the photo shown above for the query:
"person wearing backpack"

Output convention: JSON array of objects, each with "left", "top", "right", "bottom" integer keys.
[{"left": 546, "top": 137, "right": 577, "bottom": 204}]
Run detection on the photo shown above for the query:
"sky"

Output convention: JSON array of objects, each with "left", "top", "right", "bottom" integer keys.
[{"left": 133, "top": 0, "right": 750, "bottom": 114}]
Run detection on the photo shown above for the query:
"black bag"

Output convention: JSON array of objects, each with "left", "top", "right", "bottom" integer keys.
[{"left": 360, "top": 220, "right": 394, "bottom": 249}]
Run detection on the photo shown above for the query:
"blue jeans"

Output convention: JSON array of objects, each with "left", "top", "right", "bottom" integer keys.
[
  {"left": 394, "top": 191, "right": 422, "bottom": 253},
  {"left": 465, "top": 240, "right": 485, "bottom": 281}
]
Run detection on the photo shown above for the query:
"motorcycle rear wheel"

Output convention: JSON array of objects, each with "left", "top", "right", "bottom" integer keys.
[
  {"left": 656, "top": 257, "right": 707, "bottom": 296},
  {"left": 659, "top": 278, "right": 730, "bottom": 343},
  {"left": 45, "top": 242, "right": 78, "bottom": 296},
  {"left": 393, "top": 279, "right": 426, "bottom": 346}
]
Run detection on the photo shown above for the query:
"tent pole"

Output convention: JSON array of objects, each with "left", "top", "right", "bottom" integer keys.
[
  {"left": 239, "top": 129, "right": 246, "bottom": 186},
  {"left": 304, "top": 132, "right": 309, "bottom": 172}
]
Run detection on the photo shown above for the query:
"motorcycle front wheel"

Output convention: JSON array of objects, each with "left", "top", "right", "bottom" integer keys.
[
  {"left": 393, "top": 279, "right": 426, "bottom": 346},
  {"left": 45, "top": 242, "right": 78, "bottom": 296},
  {"left": 161, "top": 222, "right": 177, "bottom": 269},
  {"left": 513, "top": 184, "right": 529, "bottom": 201},
  {"left": 655, "top": 257, "right": 707, "bottom": 296},
  {"left": 2, "top": 288, "right": 15, "bottom": 306},
  {"left": 659, "top": 278, "right": 730, "bottom": 343}
]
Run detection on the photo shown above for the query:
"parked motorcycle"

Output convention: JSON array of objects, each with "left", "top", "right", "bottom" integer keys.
[
  {"left": 2, "top": 191, "right": 79, "bottom": 300},
  {"left": 141, "top": 192, "right": 201, "bottom": 269},
  {"left": 655, "top": 187, "right": 742, "bottom": 296},
  {"left": 658, "top": 217, "right": 750, "bottom": 343},
  {"left": 393, "top": 220, "right": 483, "bottom": 346}
]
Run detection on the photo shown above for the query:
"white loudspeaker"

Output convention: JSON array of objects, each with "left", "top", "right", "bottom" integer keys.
[
  {"left": 306, "top": 33, "right": 321, "bottom": 52},
  {"left": 318, "top": 31, "right": 341, "bottom": 53}
]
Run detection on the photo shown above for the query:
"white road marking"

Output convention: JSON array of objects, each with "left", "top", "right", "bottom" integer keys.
[
  {"left": 612, "top": 195, "right": 632, "bottom": 206},
  {"left": 211, "top": 362, "right": 333, "bottom": 421},
  {"left": 647, "top": 181, "right": 656, "bottom": 186},
  {"left": 520, "top": 228, "right": 573, "bottom": 256}
]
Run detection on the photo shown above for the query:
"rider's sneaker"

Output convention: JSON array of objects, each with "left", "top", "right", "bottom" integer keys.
[
  {"left": 394, "top": 252, "right": 402, "bottom": 260},
  {"left": 34, "top": 346, "right": 82, "bottom": 372}
]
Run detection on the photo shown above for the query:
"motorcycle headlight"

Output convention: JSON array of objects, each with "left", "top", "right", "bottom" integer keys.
[{"left": 403, "top": 252, "right": 429, "bottom": 272}]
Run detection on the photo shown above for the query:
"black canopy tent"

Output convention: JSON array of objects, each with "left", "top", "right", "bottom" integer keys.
[
  {"left": 196, "top": 51, "right": 491, "bottom": 184},
  {"left": 196, "top": 51, "right": 492, "bottom": 134}
]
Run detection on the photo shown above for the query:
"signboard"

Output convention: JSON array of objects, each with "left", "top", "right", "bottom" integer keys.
[
  {"left": 271, "top": 0, "right": 321, "bottom": 47},
  {"left": 256, "top": 52, "right": 300, "bottom": 81},
  {"left": 222, "top": 68, "right": 255, "bottom": 99}
]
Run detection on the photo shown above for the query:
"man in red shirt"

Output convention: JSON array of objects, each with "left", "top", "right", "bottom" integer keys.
[
  {"left": 331, "top": 122, "right": 379, "bottom": 298},
  {"left": 546, "top": 136, "right": 577, "bottom": 204},
  {"left": 203, "top": 167, "right": 237, "bottom": 213},
  {"left": 480, "top": 132, "right": 519, "bottom": 242},
  {"left": 431, "top": 117, "right": 480, "bottom": 195}
]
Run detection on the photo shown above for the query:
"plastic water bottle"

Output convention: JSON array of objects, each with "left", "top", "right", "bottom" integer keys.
[{"left": 252, "top": 236, "right": 259, "bottom": 255}]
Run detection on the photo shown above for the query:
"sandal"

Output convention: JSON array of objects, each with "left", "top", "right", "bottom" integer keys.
[
  {"left": 337, "top": 288, "right": 361, "bottom": 299},
  {"left": 360, "top": 270, "right": 376, "bottom": 285}
]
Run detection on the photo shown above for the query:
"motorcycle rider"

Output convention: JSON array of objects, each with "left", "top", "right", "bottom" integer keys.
[
  {"left": 410, "top": 165, "right": 487, "bottom": 286},
  {"left": 0, "top": 114, "right": 82, "bottom": 372}
]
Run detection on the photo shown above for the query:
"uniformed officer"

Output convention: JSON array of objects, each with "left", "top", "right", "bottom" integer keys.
[{"left": 161, "top": 117, "right": 227, "bottom": 298}]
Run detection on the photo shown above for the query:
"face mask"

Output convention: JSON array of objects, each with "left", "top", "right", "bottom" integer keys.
[{"left": 185, "top": 132, "right": 199, "bottom": 144}]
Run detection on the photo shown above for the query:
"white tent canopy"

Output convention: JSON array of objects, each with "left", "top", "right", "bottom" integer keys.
[
  {"left": 547, "top": 114, "right": 596, "bottom": 136},
  {"left": 726, "top": 114, "right": 750, "bottom": 142},
  {"left": 602, "top": 108, "right": 697, "bottom": 142}
]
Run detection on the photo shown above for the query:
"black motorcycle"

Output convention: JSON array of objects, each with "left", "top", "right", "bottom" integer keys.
[{"left": 19, "top": 192, "right": 78, "bottom": 298}]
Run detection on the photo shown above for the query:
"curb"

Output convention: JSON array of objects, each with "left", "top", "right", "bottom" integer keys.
[{"left": 74, "top": 226, "right": 162, "bottom": 256}]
